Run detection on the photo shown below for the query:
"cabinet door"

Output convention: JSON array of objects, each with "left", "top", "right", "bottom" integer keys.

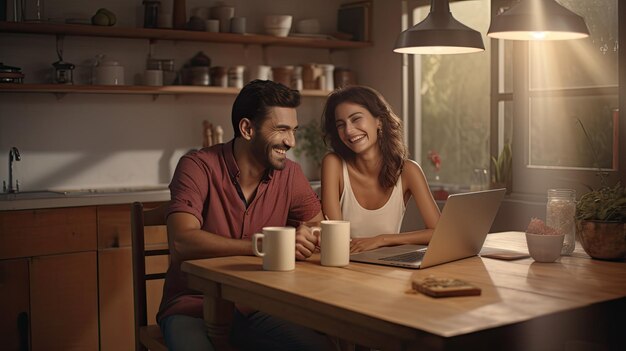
[
  {"left": 0, "top": 258, "right": 30, "bottom": 351},
  {"left": 98, "top": 247, "right": 134, "bottom": 351},
  {"left": 30, "top": 252, "right": 98, "bottom": 351}
]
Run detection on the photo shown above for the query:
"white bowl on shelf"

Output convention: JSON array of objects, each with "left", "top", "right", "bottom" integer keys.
[
  {"left": 264, "top": 15, "right": 292, "bottom": 37},
  {"left": 265, "top": 27, "right": 291, "bottom": 37}
]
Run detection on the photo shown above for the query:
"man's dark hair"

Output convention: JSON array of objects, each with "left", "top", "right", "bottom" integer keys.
[{"left": 231, "top": 80, "right": 301, "bottom": 137}]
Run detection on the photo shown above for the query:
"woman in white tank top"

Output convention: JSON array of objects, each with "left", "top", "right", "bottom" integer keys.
[{"left": 320, "top": 86, "right": 440, "bottom": 253}]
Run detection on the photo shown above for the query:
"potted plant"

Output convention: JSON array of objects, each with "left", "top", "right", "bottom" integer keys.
[
  {"left": 576, "top": 182, "right": 626, "bottom": 260},
  {"left": 293, "top": 120, "right": 328, "bottom": 180},
  {"left": 575, "top": 120, "right": 626, "bottom": 260},
  {"left": 491, "top": 142, "right": 512, "bottom": 194}
]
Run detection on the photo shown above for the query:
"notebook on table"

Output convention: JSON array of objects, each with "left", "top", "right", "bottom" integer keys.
[{"left": 349, "top": 188, "right": 506, "bottom": 269}]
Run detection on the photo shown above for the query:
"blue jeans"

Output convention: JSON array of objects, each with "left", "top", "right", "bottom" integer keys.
[
  {"left": 160, "top": 310, "right": 334, "bottom": 351},
  {"left": 160, "top": 314, "right": 215, "bottom": 351},
  {"left": 231, "top": 309, "right": 334, "bottom": 351}
]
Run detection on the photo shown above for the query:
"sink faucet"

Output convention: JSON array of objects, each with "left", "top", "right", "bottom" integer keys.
[{"left": 7, "top": 146, "right": 21, "bottom": 193}]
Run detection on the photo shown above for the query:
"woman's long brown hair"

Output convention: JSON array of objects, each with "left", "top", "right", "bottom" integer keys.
[{"left": 322, "top": 85, "right": 408, "bottom": 189}]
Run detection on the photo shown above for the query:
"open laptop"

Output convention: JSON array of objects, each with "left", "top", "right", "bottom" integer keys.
[{"left": 349, "top": 188, "right": 506, "bottom": 269}]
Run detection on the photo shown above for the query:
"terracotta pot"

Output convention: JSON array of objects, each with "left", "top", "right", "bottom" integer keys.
[{"left": 576, "top": 220, "right": 626, "bottom": 261}]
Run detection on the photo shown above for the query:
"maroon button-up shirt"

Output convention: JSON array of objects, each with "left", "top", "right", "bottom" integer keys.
[{"left": 158, "top": 139, "right": 321, "bottom": 322}]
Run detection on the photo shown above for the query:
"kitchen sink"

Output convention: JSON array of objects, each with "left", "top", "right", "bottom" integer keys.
[
  {"left": 0, "top": 186, "right": 169, "bottom": 201},
  {"left": 0, "top": 190, "right": 69, "bottom": 201}
]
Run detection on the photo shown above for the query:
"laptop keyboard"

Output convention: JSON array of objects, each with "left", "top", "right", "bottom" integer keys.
[{"left": 380, "top": 250, "right": 425, "bottom": 262}]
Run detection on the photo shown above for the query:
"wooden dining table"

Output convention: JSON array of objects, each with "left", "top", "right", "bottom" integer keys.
[{"left": 181, "top": 231, "right": 626, "bottom": 350}]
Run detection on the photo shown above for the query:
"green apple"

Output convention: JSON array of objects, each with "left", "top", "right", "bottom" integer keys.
[{"left": 97, "top": 8, "right": 117, "bottom": 26}]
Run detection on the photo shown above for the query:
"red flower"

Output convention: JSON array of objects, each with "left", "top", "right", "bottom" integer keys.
[{"left": 428, "top": 150, "right": 441, "bottom": 172}]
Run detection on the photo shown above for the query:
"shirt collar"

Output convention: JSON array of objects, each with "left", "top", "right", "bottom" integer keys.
[{"left": 223, "top": 138, "right": 274, "bottom": 183}]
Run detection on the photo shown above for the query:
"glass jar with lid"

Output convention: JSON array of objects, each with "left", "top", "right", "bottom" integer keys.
[
  {"left": 52, "top": 60, "right": 75, "bottom": 84},
  {"left": 546, "top": 189, "right": 576, "bottom": 255}
]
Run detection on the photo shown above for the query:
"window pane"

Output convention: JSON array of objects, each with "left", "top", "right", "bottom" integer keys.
[
  {"left": 419, "top": 0, "right": 491, "bottom": 186},
  {"left": 498, "top": 100, "right": 514, "bottom": 149},
  {"left": 499, "top": 40, "right": 514, "bottom": 94},
  {"left": 529, "top": 0, "right": 618, "bottom": 90},
  {"left": 529, "top": 96, "right": 618, "bottom": 169}
]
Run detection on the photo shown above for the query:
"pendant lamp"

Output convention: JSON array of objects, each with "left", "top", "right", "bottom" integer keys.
[
  {"left": 487, "top": 0, "right": 589, "bottom": 40},
  {"left": 393, "top": 0, "right": 485, "bottom": 55}
]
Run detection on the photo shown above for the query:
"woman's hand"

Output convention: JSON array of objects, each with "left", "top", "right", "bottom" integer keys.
[{"left": 350, "top": 236, "right": 386, "bottom": 253}]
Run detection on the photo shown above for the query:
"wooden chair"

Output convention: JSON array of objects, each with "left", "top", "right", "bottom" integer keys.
[{"left": 131, "top": 201, "right": 170, "bottom": 351}]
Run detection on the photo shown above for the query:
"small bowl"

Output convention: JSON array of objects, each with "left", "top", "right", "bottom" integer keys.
[
  {"left": 264, "top": 15, "right": 292, "bottom": 37},
  {"left": 265, "top": 27, "right": 290, "bottom": 37},
  {"left": 525, "top": 233, "right": 564, "bottom": 263},
  {"left": 264, "top": 15, "right": 292, "bottom": 28}
]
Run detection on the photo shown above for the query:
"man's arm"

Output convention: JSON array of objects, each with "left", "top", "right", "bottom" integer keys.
[{"left": 167, "top": 212, "right": 252, "bottom": 262}]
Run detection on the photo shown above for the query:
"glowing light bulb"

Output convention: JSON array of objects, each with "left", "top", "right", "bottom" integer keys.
[{"left": 532, "top": 32, "right": 547, "bottom": 40}]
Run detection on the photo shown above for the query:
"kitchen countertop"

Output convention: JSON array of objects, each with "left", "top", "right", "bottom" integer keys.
[{"left": 0, "top": 187, "right": 171, "bottom": 211}]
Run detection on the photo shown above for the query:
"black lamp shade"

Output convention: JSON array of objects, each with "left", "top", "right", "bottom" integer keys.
[
  {"left": 487, "top": 0, "right": 589, "bottom": 40},
  {"left": 394, "top": 0, "right": 485, "bottom": 55}
]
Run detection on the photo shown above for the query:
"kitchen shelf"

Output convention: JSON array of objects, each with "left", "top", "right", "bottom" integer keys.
[
  {"left": 0, "top": 21, "right": 372, "bottom": 49},
  {"left": 0, "top": 83, "right": 332, "bottom": 97}
]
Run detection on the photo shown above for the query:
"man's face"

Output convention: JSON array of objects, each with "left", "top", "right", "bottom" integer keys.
[{"left": 250, "top": 107, "right": 298, "bottom": 170}]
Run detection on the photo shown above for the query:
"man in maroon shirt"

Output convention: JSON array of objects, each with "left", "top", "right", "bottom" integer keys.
[{"left": 158, "top": 80, "right": 331, "bottom": 351}]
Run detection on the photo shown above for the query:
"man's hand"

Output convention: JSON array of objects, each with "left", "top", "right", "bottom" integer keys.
[{"left": 295, "top": 224, "right": 319, "bottom": 260}]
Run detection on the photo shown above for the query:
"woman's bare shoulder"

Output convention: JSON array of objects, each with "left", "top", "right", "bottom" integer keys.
[
  {"left": 402, "top": 159, "right": 425, "bottom": 175},
  {"left": 322, "top": 152, "right": 343, "bottom": 166}
]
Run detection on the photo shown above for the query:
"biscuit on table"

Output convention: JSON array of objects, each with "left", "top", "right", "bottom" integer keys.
[{"left": 411, "top": 275, "right": 481, "bottom": 297}]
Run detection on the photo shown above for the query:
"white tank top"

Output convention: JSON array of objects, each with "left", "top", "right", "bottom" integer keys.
[{"left": 340, "top": 160, "right": 406, "bottom": 238}]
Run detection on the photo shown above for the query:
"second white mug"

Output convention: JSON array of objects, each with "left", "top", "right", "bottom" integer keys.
[
  {"left": 312, "top": 220, "right": 350, "bottom": 267},
  {"left": 252, "top": 226, "right": 295, "bottom": 271}
]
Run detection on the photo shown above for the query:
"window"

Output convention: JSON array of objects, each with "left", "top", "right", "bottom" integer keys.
[
  {"left": 403, "top": 0, "right": 492, "bottom": 189},
  {"left": 403, "top": 0, "right": 620, "bottom": 196},
  {"left": 508, "top": 0, "right": 619, "bottom": 195}
]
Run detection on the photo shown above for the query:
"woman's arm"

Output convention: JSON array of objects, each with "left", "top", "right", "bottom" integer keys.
[
  {"left": 320, "top": 152, "right": 344, "bottom": 220},
  {"left": 349, "top": 160, "right": 441, "bottom": 253},
  {"left": 403, "top": 159, "right": 440, "bottom": 230}
]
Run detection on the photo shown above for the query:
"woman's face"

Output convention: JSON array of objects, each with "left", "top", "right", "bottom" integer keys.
[{"left": 334, "top": 102, "right": 381, "bottom": 154}]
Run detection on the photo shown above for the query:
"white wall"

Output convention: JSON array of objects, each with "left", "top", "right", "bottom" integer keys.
[{"left": 2, "top": 0, "right": 399, "bottom": 191}]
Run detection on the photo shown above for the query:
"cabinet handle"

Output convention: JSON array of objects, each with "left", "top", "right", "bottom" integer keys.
[{"left": 18, "top": 311, "right": 29, "bottom": 351}]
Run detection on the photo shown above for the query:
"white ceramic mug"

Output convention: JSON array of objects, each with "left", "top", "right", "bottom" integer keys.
[
  {"left": 312, "top": 220, "right": 350, "bottom": 267},
  {"left": 252, "top": 227, "right": 296, "bottom": 271}
]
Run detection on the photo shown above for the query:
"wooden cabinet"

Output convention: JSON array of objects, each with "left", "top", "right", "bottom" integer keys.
[
  {"left": 0, "top": 202, "right": 166, "bottom": 350},
  {"left": 0, "top": 207, "right": 98, "bottom": 351}
]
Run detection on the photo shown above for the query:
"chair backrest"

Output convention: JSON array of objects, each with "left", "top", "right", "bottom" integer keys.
[{"left": 131, "top": 201, "right": 170, "bottom": 351}]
